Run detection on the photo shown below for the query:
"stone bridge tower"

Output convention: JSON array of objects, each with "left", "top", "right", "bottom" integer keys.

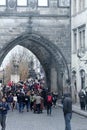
[{"left": 0, "top": 0, "right": 71, "bottom": 94}]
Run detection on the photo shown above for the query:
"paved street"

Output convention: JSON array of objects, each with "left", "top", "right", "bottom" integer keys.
[{"left": 3, "top": 107, "right": 87, "bottom": 130}]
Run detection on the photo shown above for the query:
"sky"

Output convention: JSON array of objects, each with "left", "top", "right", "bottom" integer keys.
[
  {"left": 0, "top": 45, "right": 40, "bottom": 71},
  {"left": 0, "top": 0, "right": 6, "bottom": 5},
  {"left": 0, "top": 45, "right": 29, "bottom": 70}
]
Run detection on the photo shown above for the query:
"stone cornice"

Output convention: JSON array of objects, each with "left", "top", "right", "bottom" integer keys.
[{"left": 0, "top": 12, "right": 69, "bottom": 18}]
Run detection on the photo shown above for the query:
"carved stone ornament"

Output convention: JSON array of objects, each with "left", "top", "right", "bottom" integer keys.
[
  {"left": 29, "top": 0, "right": 37, "bottom": 9},
  {"left": 8, "top": 0, "right": 16, "bottom": 9},
  {"left": 77, "top": 49, "right": 85, "bottom": 59}
]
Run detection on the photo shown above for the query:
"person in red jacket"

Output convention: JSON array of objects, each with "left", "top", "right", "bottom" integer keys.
[{"left": 46, "top": 92, "right": 53, "bottom": 115}]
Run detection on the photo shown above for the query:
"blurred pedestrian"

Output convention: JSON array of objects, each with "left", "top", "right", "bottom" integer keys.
[
  {"left": 85, "top": 90, "right": 87, "bottom": 110},
  {"left": 46, "top": 92, "right": 53, "bottom": 115},
  {"left": 24, "top": 93, "right": 30, "bottom": 112},
  {"left": 79, "top": 89, "right": 86, "bottom": 110},
  {"left": 62, "top": 93, "right": 72, "bottom": 130},
  {"left": 0, "top": 97, "right": 9, "bottom": 130},
  {"left": 52, "top": 92, "right": 58, "bottom": 108},
  {"left": 34, "top": 93, "right": 42, "bottom": 114},
  {"left": 30, "top": 94, "right": 35, "bottom": 111}
]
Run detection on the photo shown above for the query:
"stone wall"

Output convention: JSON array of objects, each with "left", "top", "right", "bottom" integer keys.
[{"left": 0, "top": 0, "right": 71, "bottom": 92}]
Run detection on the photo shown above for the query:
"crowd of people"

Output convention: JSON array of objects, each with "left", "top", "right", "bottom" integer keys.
[
  {"left": 0, "top": 78, "right": 58, "bottom": 114},
  {"left": 0, "top": 78, "right": 58, "bottom": 130},
  {"left": 2, "top": 78, "right": 87, "bottom": 130}
]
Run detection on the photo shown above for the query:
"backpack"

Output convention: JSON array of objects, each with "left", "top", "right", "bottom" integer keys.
[{"left": 47, "top": 95, "right": 52, "bottom": 103}]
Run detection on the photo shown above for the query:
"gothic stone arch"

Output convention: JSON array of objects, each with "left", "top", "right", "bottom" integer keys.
[{"left": 0, "top": 32, "right": 70, "bottom": 93}]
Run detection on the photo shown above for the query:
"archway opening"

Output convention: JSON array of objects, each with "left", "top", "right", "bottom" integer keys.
[
  {"left": 1, "top": 45, "right": 46, "bottom": 86},
  {"left": 0, "top": 32, "right": 70, "bottom": 95}
]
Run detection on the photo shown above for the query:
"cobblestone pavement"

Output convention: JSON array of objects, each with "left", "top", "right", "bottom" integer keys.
[{"left": 3, "top": 107, "right": 87, "bottom": 130}]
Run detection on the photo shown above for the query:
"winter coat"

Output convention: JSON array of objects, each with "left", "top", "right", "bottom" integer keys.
[
  {"left": 0, "top": 102, "right": 9, "bottom": 115},
  {"left": 63, "top": 96, "right": 72, "bottom": 115}
]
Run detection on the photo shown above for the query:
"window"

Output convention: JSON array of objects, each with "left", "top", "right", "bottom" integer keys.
[
  {"left": 78, "top": 26, "right": 85, "bottom": 52},
  {"left": 83, "top": 30, "right": 85, "bottom": 48},
  {"left": 38, "top": 0, "right": 48, "bottom": 7},
  {"left": 79, "top": 0, "right": 85, "bottom": 11},
  {"left": 80, "top": 70, "right": 85, "bottom": 89},
  {"left": 73, "top": 30, "right": 77, "bottom": 53},
  {"left": 73, "top": 0, "right": 76, "bottom": 14},
  {"left": 17, "top": 0, "right": 28, "bottom": 6},
  {"left": 0, "top": 0, "right": 6, "bottom": 6},
  {"left": 58, "top": 0, "right": 70, "bottom": 7}
]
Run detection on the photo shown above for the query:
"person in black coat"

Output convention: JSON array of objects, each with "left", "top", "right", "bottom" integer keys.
[
  {"left": 0, "top": 97, "right": 9, "bottom": 130},
  {"left": 17, "top": 92, "right": 25, "bottom": 113},
  {"left": 78, "top": 89, "right": 86, "bottom": 110},
  {"left": 85, "top": 91, "right": 87, "bottom": 110},
  {"left": 62, "top": 93, "right": 72, "bottom": 130},
  {"left": 24, "top": 93, "right": 30, "bottom": 112}
]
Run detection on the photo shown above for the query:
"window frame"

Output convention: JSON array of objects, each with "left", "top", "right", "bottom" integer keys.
[
  {"left": 73, "top": 29, "right": 77, "bottom": 53},
  {"left": 16, "top": 0, "right": 28, "bottom": 7},
  {"left": 79, "top": 0, "right": 85, "bottom": 12},
  {"left": 78, "top": 25, "right": 86, "bottom": 52},
  {"left": 37, "top": 0, "right": 49, "bottom": 8},
  {"left": 58, "top": 0, "right": 70, "bottom": 8},
  {"left": 73, "top": 0, "right": 76, "bottom": 14},
  {"left": 0, "top": 0, "right": 6, "bottom": 6}
]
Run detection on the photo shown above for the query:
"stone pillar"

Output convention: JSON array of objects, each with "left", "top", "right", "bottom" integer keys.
[
  {"left": 45, "top": 68, "right": 51, "bottom": 92},
  {"left": 51, "top": 67, "right": 58, "bottom": 92}
]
